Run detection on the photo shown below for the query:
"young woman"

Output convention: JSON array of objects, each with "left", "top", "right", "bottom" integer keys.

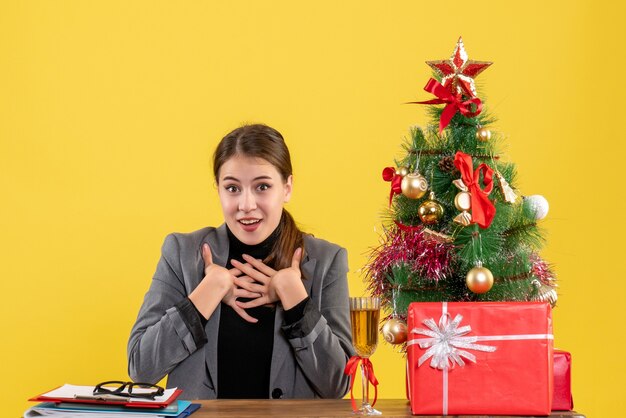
[{"left": 127, "top": 124, "right": 354, "bottom": 399}]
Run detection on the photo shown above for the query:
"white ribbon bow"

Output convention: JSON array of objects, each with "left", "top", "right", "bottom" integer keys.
[{"left": 411, "top": 313, "right": 497, "bottom": 370}]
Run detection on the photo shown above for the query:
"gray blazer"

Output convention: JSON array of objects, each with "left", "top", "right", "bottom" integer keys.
[{"left": 128, "top": 224, "right": 354, "bottom": 399}]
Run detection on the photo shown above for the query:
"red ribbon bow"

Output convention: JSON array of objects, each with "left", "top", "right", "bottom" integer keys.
[
  {"left": 344, "top": 355, "right": 379, "bottom": 412},
  {"left": 382, "top": 167, "right": 403, "bottom": 206},
  {"left": 409, "top": 78, "right": 483, "bottom": 134},
  {"left": 454, "top": 151, "right": 496, "bottom": 229}
]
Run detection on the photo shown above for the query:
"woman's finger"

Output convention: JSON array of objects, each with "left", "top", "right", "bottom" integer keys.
[
  {"left": 229, "top": 301, "right": 258, "bottom": 323},
  {"left": 202, "top": 243, "right": 213, "bottom": 268},
  {"left": 234, "top": 275, "right": 255, "bottom": 284},
  {"left": 236, "top": 296, "right": 270, "bottom": 310},
  {"left": 291, "top": 247, "right": 303, "bottom": 270},
  {"left": 234, "top": 277, "right": 265, "bottom": 294},
  {"left": 229, "top": 267, "right": 242, "bottom": 277},
  {"left": 233, "top": 288, "right": 262, "bottom": 299},
  {"left": 231, "top": 259, "right": 269, "bottom": 284},
  {"left": 241, "top": 254, "right": 277, "bottom": 276}
]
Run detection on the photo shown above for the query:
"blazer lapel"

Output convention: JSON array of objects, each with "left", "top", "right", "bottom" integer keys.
[
  {"left": 202, "top": 224, "right": 230, "bottom": 392},
  {"left": 270, "top": 255, "right": 317, "bottom": 387},
  {"left": 301, "top": 256, "right": 317, "bottom": 295}
]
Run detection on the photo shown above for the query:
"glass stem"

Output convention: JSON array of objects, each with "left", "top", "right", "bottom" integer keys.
[{"left": 361, "top": 361, "right": 369, "bottom": 408}]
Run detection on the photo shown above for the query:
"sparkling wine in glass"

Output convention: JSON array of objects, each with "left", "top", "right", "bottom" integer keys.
[{"left": 349, "top": 297, "right": 381, "bottom": 416}]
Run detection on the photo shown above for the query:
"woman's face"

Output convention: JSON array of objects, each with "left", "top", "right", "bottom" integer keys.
[{"left": 217, "top": 155, "right": 292, "bottom": 245}]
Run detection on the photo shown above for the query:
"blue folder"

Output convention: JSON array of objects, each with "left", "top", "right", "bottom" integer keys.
[{"left": 25, "top": 401, "right": 201, "bottom": 418}]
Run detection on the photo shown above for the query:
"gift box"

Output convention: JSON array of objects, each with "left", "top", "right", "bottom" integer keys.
[
  {"left": 553, "top": 349, "right": 574, "bottom": 411},
  {"left": 407, "top": 302, "right": 553, "bottom": 415}
]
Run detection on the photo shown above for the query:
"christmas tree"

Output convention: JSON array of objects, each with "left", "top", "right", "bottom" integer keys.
[{"left": 366, "top": 37, "right": 556, "bottom": 345}]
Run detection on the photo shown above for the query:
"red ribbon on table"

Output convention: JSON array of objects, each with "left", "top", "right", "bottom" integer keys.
[
  {"left": 382, "top": 167, "right": 403, "bottom": 206},
  {"left": 408, "top": 78, "right": 483, "bottom": 134},
  {"left": 344, "top": 355, "right": 379, "bottom": 412},
  {"left": 454, "top": 151, "right": 496, "bottom": 229}
]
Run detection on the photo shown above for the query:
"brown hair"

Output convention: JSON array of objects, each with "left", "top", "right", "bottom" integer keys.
[{"left": 213, "top": 124, "right": 305, "bottom": 270}]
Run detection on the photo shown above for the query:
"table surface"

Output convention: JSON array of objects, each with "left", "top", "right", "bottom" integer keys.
[{"left": 190, "top": 399, "right": 585, "bottom": 417}]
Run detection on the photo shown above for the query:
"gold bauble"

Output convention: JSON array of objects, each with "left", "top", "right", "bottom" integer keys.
[
  {"left": 418, "top": 199, "right": 444, "bottom": 225},
  {"left": 382, "top": 317, "right": 408, "bottom": 345},
  {"left": 531, "top": 279, "right": 558, "bottom": 308},
  {"left": 401, "top": 173, "right": 428, "bottom": 199},
  {"left": 454, "top": 191, "right": 472, "bottom": 211},
  {"left": 396, "top": 166, "right": 410, "bottom": 177},
  {"left": 466, "top": 266, "right": 494, "bottom": 294},
  {"left": 476, "top": 127, "right": 492, "bottom": 142}
]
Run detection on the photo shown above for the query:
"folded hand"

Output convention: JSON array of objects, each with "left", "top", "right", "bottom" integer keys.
[
  {"left": 231, "top": 248, "right": 306, "bottom": 310},
  {"left": 200, "top": 243, "right": 259, "bottom": 323}
]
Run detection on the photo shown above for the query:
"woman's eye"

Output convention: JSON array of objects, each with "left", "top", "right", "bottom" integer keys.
[
  {"left": 225, "top": 185, "right": 239, "bottom": 193},
  {"left": 257, "top": 183, "right": 271, "bottom": 191}
]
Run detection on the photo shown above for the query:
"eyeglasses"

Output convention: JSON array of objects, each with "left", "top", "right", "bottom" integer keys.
[{"left": 93, "top": 381, "right": 165, "bottom": 400}]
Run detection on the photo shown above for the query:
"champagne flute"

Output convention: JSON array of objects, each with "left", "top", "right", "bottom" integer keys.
[{"left": 349, "top": 297, "right": 381, "bottom": 416}]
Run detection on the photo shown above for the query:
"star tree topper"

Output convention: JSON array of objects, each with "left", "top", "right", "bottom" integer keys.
[{"left": 426, "top": 37, "right": 492, "bottom": 98}]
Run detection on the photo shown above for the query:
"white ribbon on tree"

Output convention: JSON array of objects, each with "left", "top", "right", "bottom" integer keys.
[{"left": 409, "top": 311, "right": 496, "bottom": 370}]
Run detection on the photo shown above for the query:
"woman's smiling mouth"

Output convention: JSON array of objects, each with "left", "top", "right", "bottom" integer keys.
[{"left": 238, "top": 218, "right": 262, "bottom": 231}]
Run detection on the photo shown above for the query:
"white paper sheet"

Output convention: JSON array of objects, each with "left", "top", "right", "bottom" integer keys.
[{"left": 40, "top": 384, "right": 177, "bottom": 404}]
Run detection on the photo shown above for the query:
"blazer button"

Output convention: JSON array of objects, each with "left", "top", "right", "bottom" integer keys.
[{"left": 271, "top": 388, "right": 283, "bottom": 399}]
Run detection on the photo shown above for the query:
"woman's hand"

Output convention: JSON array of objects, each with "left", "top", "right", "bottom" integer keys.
[
  {"left": 232, "top": 248, "right": 308, "bottom": 310},
  {"left": 189, "top": 243, "right": 259, "bottom": 323}
]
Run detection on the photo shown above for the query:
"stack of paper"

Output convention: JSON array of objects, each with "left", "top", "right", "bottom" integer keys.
[{"left": 24, "top": 385, "right": 200, "bottom": 418}]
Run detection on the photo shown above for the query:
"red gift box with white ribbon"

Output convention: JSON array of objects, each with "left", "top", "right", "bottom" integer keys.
[{"left": 407, "top": 302, "right": 554, "bottom": 415}]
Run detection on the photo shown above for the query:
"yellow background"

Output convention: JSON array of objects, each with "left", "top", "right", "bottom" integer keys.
[{"left": 1, "top": 1, "right": 623, "bottom": 417}]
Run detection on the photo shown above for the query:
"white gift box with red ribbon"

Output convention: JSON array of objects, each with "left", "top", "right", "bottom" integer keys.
[{"left": 407, "top": 301, "right": 554, "bottom": 415}]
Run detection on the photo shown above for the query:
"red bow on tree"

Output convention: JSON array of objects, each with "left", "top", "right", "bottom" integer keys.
[
  {"left": 409, "top": 78, "right": 483, "bottom": 134},
  {"left": 382, "top": 167, "right": 403, "bottom": 206},
  {"left": 454, "top": 151, "right": 496, "bottom": 228},
  {"left": 344, "top": 355, "right": 379, "bottom": 412}
]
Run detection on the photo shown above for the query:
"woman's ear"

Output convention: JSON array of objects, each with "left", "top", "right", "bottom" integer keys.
[{"left": 283, "top": 175, "right": 293, "bottom": 203}]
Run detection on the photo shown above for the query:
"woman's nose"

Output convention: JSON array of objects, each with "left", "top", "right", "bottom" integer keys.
[{"left": 239, "top": 190, "right": 257, "bottom": 212}]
